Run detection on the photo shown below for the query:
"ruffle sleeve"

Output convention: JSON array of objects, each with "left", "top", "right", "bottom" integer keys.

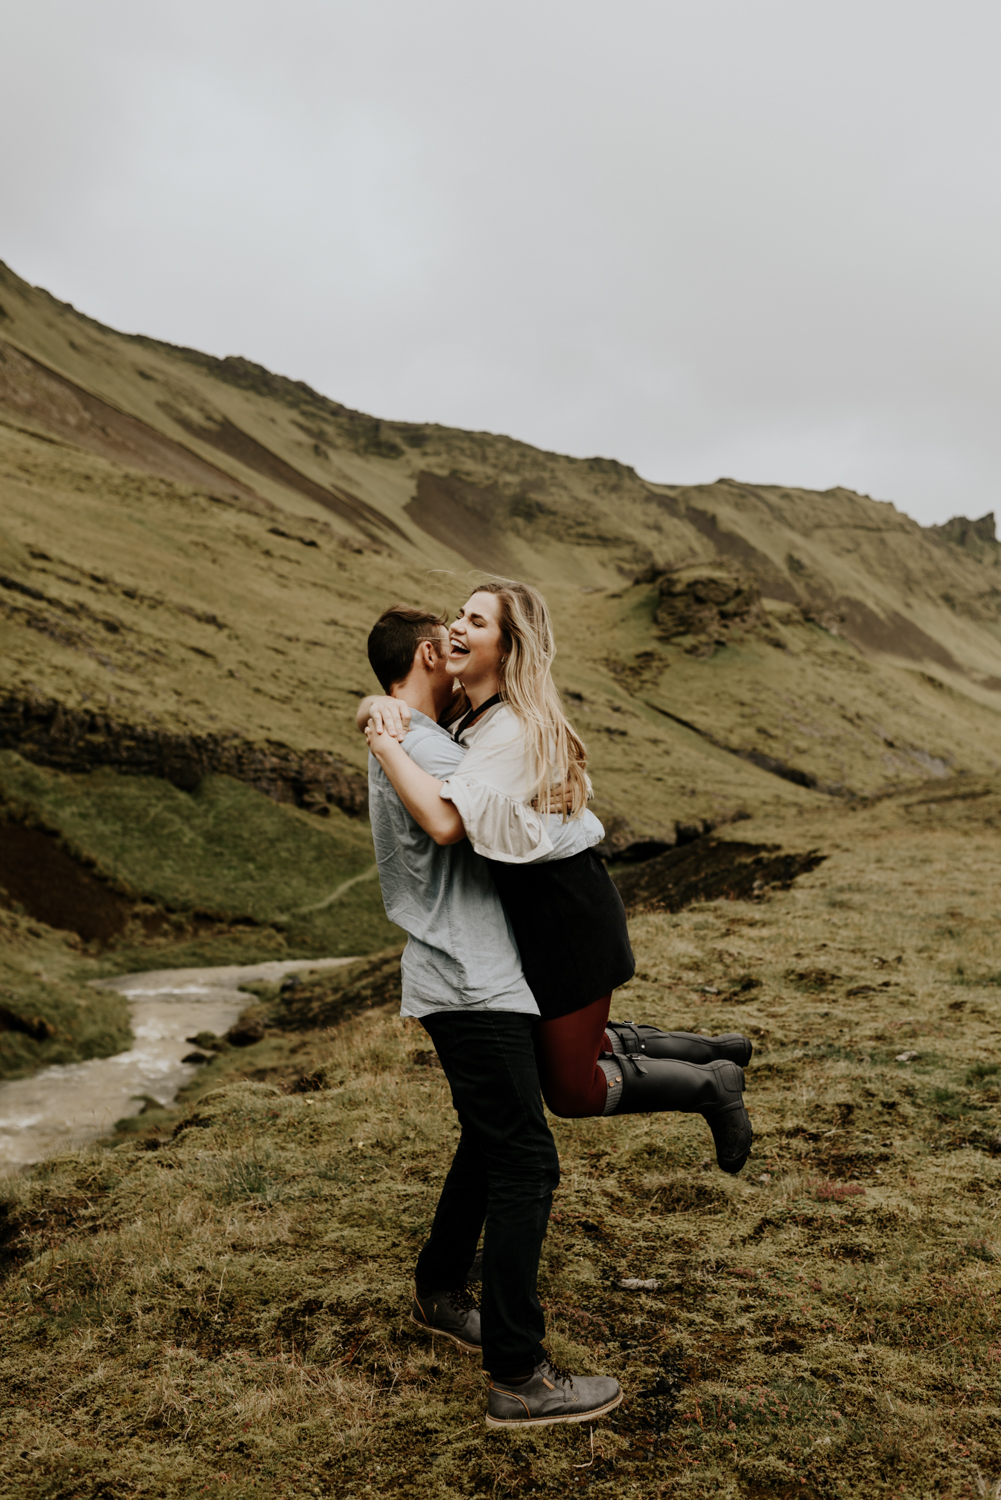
[
  {"left": 530, "top": 807, "right": 605, "bottom": 863},
  {"left": 440, "top": 776, "right": 555, "bottom": 863}
]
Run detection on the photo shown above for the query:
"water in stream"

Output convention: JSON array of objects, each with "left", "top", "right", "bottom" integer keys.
[{"left": 0, "top": 958, "right": 351, "bottom": 1173}]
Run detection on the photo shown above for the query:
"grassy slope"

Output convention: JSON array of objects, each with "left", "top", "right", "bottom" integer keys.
[
  {"left": 0, "top": 752, "right": 386, "bottom": 939},
  {"left": 2, "top": 255, "right": 1001, "bottom": 816},
  {"left": 0, "top": 752, "right": 400, "bottom": 1078},
  {"left": 0, "top": 906, "right": 131, "bottom": 1080},
  {"left": 1, "top": 789, "right": 999, "bottom": 1499}
]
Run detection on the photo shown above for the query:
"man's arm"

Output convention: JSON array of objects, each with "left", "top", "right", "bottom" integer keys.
[
  {"left": 355, "top": 695, "right": 411, "bottom": 738},
  {"left": 365, "top": 722, "right": 466, "bottom": 845}
]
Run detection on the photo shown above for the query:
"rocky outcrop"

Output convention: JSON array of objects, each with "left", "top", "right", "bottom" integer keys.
[
  {"left": 637, "top": 564, "right": 764, "bottom": 648},
  {"left": 0, "top": 694, "right": 368, "bottom": 817},
  {"left": 933, "top": 513, "right": 997, "bottom": 552}
]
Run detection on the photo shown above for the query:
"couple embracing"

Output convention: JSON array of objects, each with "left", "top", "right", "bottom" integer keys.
[{"left": 358, "top": 577, "right": 752, "bottom": 1429}]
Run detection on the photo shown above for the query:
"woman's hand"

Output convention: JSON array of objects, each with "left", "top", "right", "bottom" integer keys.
[
  {"left": 356, "top": 695, "right": 411, "bottom": 738},
  {"left": 364, "top": 718, "right": 406, "bottom": 763},
  {"left": 365, "top": 721, "right": 465, "bottom": 845},
  {"left": 534, "top": 787, "right": 574, "bottom": 815}
]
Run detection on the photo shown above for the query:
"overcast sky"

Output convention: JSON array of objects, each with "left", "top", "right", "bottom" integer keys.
[{"left": 4, "top": 1, "right": 1000, "bottom": 527}]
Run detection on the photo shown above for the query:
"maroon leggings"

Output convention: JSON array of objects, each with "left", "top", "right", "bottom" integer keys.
[{"left": 534, "top": 993, "right": 613, "bottom": 1118}]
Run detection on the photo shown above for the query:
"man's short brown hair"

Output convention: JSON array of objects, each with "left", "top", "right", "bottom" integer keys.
[{"left": 367, "top": 605, "right": 447, "bottom": 692}]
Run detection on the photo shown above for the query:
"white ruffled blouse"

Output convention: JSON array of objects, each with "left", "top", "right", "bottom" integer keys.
[{"left": 439, "top": 702, "right": 602, "bottom": 865}]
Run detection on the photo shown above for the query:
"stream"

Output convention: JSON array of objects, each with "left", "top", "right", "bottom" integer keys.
[{"left": 0, "top": 957, "right": 352, "bottom": 1174}]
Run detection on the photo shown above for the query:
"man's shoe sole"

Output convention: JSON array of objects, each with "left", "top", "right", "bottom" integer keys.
[
  {"left": 485, "top": 1388, "right": 624, "bottom": 1428},
  {"left": 409, "top": 1311, "right": 480, "bottom": 1355}
]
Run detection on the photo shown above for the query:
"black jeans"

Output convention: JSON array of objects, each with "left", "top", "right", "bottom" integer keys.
[{"left": 416, "top": 1009, "right": 561, "bottom": 1378}]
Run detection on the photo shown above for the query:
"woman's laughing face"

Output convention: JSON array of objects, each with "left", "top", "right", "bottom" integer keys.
[{"left": 447, "top": 591, "right": 506, "bottom": 696}]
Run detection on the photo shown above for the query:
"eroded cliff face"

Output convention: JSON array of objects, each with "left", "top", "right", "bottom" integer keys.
[{"left": 0, "top": 694, "right": 367, "bottom": 817}]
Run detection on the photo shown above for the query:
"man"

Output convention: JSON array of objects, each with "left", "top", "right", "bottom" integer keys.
[{"left": 359, "top": 604, "right": 622, "bottom": 1429}]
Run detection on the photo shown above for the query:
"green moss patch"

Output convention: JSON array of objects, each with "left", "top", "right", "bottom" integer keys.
[{"left": 0, "top": 749, "right": 399, "bottom": 965}]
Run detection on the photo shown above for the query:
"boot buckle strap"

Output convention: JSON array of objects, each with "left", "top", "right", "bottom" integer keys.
[{"left": 610, "top": 1022, "right": 645, "bottom": 1056}]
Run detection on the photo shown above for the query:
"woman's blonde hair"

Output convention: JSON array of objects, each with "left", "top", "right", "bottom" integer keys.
[{"left": 471, "top": 577, "right": 591, "bottom": 817}]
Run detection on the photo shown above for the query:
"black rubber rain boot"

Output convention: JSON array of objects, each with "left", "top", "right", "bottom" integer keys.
[
  {"left": 600, "top": 1054, "right": 752, "bottom": 1174},
  {"left": 606, "top": 1021, "right": 752, "bottom": 1068}
]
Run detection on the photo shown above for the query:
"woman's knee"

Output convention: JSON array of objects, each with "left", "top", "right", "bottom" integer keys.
[{"left": 542, "top": 1082, "right": 602, "bottom": 1118}]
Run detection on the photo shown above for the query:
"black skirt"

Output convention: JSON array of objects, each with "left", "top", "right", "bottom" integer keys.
[{"left": 488, "top": 848, "right": 636, "bottom": 1022}]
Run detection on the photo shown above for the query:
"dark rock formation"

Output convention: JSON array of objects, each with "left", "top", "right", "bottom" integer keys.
[
  {"left": 225, "top": 1019, "right": 265, "bottom": 1047},
  {"left": 613, "top": 838, "right": 826, "bottom": 913},
  {"left": 933, "top": 513, "right": 997, "bottom": 551},
  {"left": 636, "top": 565, "right": 763, "bottom": 646},
  {"left": 0, "top": 693, "right": 368, "bottom": 817}
]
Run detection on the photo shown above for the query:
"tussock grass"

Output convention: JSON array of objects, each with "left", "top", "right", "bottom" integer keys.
[{"left": 1, "top": 794, "right": 1001, "bottom": 1498}]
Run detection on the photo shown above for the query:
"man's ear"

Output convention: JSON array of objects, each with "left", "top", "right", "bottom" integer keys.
[{"left": 419, "top": 640, "right": 439, "bottom": 671}]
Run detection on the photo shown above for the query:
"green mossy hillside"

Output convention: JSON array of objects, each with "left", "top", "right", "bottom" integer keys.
[
  {"left": 0, "top": 908, "right": 131, "bottom": 1080},
  {"left": 0, "top": 751, "right": 398, "bottom": 964},
  {"left": 1, "top": 751, "right": 368, "bottom": 915}
]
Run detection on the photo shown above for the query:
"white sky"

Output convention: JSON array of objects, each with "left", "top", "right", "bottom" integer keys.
[{"left": 3, "top": 0, "right": 1000, "bottom": 527}]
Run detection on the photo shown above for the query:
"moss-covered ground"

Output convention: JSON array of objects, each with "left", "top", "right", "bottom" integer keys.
[
  {"left": 0, "top": 752, "right": 394, "bottom": 953},
  {"left": 1, "top": 786, "right": 999, "bottom": 1499},
  {"left": 0, "top": 908, "right": 132, "bottom": 1080},
  {"left": 0, "top": 752, "right": 401, "bottom": 1078}
]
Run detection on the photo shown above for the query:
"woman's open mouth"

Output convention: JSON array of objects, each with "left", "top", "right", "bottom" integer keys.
[{"left": 449, "top": 640, "right": 470, "bottom": 658}]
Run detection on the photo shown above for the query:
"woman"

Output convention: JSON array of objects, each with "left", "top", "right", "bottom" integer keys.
[{"left": 366, "top": 578, "right": 753, "bottom": 1173}]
